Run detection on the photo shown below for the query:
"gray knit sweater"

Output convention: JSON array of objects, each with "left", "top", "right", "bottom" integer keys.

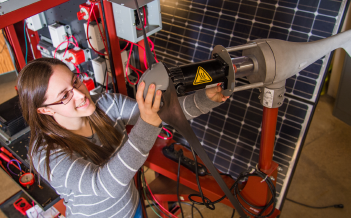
[{"left": 32, "top": 89, "right": 221, "bottom": 218}]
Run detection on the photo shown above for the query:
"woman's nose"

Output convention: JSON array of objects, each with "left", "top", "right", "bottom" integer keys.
[{"left": 73, "top": 86, "right": 86, "bottom": 99}]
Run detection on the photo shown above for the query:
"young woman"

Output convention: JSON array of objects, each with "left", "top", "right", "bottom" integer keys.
[{"left": 17, "top": 58, "right": 228, "bottom": 218}]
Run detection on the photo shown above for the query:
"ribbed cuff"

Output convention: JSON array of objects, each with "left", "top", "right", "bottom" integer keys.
[
  {"left": 194, "top": 89, "right": 223, "bottom": 114},
  {"left": 128, "top": 117, "right": 162, "bottom": 154}
]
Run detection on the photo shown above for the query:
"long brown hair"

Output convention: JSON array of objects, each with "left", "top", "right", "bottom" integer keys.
[{"left": 17, "top": 58, "right": 123, "bottom": 180}]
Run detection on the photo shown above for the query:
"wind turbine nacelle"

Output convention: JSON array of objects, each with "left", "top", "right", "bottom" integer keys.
[{"left": 243, "top": 29, "right": 351, "bottom": 86}]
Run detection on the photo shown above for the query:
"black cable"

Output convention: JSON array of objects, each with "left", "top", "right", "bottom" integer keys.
[
  {"left": 99, "top": 0, "right": 118, "bottom": 93},
  {"left": 188, "top": 146, "right": 215, "bottom": 210},
  {"left": 231, "top": 209, "right": 235, "bottom": 218},
  {"left": 233, "top": 170, "right": 276, "bottom": 217},
  {"left": 179, "top": 202, "right": 203, "bottom": 218},
  {"left": 177, "top": 156, "right": 185, "bottom": 218},
  {"left": 286, "top": 198, "right": 344, "bottom": 209},
  {"left": 101, "top": 67, "right": 107, "bottom": 93}
]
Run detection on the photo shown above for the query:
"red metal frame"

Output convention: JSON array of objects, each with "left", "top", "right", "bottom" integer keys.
[
  {"left": 5, "top": 25, "right": 26, "bottom": 70},
  {"left": 259, "top": 107, "right": 279, "bottom": 170},
  {"left": 26, "top": 29, "right": 41, "bottom": 60},
  {"left": 102, "top": 0, "right": 128, "bottom": 95},
  {"left": 0, "top": 0, "right": 69, "bottom": 30},
  {"left": 145, "top": 107, "right": 282, "bottom": 217}
]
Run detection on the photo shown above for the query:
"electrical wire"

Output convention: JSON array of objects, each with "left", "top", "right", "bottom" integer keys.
[
  {"left": 143, "top": 169, "right": 178, "bottom": 218},
  {"left": 91, "top": 4, "right": 108, "bottom": 51},
  {"left": 23, "top": 22, "right": 28, "bottom": 64},
  {"left": 121, "top": 42, "right": 130, "bottom": 53},
  {"left": 7, "top": 159, "right": 22, "bottom": 176},
  {"left": 141, "top": 169, "right": 162, "bottom": 218},
  {"left": 286, "top": 198, "right": 344, "bottom": 209},
  {"left": 177, "top": 156, "right": 185, "bottom": 218},
  {"left": 87, "top": 2, "right": 105, "bottom": 56},
  {"left": 232, "top": 168, "right": 276, "bottom": 217},
  {"left": 158, "top": 127, "right": 173, "bottom": 140}
]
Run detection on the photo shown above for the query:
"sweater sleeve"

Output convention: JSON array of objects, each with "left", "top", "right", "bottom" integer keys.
[
  {"left": 92, "top": 89, "right": 222, "bottom": 126},
  {"left": 33, "top": 117, "right": 162, "bottom": 198}
]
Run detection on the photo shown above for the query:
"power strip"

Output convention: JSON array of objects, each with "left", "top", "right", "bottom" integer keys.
[{"left": 162, "top": 143, "right": 207, "bottom": 176}]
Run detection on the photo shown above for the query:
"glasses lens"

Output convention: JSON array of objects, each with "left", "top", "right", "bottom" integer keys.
[
  {"left": 74, "top": 74, "right": 84, "bottom": 88},
  {"left": 62, "top": 89, "right": 74, "bottom": 105}
]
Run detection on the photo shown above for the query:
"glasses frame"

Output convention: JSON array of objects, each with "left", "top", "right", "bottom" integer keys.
[{"left": 42, "top": 73, "right": 84, "bottom": 107}]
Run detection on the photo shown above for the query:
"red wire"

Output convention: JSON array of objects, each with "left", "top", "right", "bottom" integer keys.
[
  {"left": 157, "top": 127, "right": 173, "bottom": 140},
  {"left": 91, "top": 4, "right": 108, "bottom": 51},
  {"left": 53, "top": 41, "right": 77, "bottom": 59},
  {"left": 120, "top": 42, "right": 130, "bottom": 53},
  {"left": 74, "top": 64, "right": 80, "bottom": 74},
  {"left": 87, "top": 3, "right": 105, "bottom": 56},
  {"left": 143, "top": 169, "right": 178, "bottom": 218}
]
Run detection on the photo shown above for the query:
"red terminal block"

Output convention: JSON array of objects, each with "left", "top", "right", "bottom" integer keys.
[
  {"left": 77, "top": 3, "right": 99, "bottom": 21},
  {"left": 67, "top": 48, "right": 86, "bottom": 65},
  {"left": 83, "top": 78, "right": 95, "bottom": 91}
]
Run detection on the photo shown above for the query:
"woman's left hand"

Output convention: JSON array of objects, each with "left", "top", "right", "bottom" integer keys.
[{"left": 205, "top": 85, "right": 230, "bottom": 102}]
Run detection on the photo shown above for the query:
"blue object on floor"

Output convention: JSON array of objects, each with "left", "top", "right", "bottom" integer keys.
[{"left": 133, "top": 200, "right": 142, "bottom": 218}]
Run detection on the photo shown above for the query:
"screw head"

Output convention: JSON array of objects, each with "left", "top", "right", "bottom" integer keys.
[
  {"left": 279, "top": 94, "right": 283, "bottom": 97},
  {"left": 278, "top": 167, "right": 283, "bottom": 171},
  {"left": 258, "top": 96, "right": 261, "bottom": 99},
  {"left": 278, "top": 102, "right": 282, "bottom": 105},
  {"left": 270, "top": 176, "right": 275, "bottom": 181}
]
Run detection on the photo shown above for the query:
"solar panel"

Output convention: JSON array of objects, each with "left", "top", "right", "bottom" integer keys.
[{"left": 150, "top": 0, "right": 348, "bottom": 209}]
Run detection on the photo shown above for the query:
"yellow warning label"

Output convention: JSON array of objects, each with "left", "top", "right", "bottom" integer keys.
[{"left": 193, "top": 66, "right": 212, "bottom": 85}]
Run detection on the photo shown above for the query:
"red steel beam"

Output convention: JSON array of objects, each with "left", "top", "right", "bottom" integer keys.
[
  {"left": 102, "top": 0, "right": 127, "bottom": 95},
  {"left": 0, "top": 0, "right": 69, "bottom": 29},
  {"left": 259, "top": 107, "right": 279, "bottom": 171},
  {"left": 5, "top": 25, "right": 26, "bottom": 70}
]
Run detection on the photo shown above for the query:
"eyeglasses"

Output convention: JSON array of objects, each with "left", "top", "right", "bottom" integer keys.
[{"left": 42, "top": 74, "right": 84, "bottom": 107}]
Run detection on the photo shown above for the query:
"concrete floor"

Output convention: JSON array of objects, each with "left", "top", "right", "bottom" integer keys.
[{"left": 0, "top": 72, "right": 350, "bottom": 218}]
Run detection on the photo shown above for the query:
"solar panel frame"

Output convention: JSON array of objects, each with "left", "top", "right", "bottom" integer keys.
[{"left": 149, "top": 0, "right": 349, "bottom": 210}]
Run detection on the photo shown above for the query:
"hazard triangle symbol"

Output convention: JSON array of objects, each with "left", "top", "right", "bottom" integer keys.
[{"left": 193, "top": 66, "right": 212, "bottom": 85}]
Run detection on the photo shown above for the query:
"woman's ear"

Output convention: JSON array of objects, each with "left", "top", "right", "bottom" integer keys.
[{"left": 37, "top": 107, "right": 55, "bottom": 116}]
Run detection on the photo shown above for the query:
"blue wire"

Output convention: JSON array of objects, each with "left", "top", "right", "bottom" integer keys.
[
  {"left": 24, "top": 22, "right": 28, "bottom": 64},
  {"left": 7, "top": 159, "right": 22, "bottom": 175}
]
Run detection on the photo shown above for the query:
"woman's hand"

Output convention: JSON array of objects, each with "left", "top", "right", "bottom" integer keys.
[
  {"left": 205, "top": 85, "right": 230, "bottom": 102},
  {"left": 136, "top": 81, "right": 162, "bottom": 127}
]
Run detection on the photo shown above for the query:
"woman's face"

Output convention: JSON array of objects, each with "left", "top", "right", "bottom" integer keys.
[{"left": 37, "top": 65, "right": 96, "bottom": 118}]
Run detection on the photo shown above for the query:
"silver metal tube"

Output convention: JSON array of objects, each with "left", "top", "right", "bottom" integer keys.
[
  {"left": 234, "top": 82, "right": 264, "bottom": 92},
  {"left": 231, "top": 56, "right": 255, "bottom": 78},
  {"left": 226, "top": 42, "right": 257, "bottom": 53}
]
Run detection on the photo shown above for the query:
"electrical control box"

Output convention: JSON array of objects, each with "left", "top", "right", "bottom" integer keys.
[
  {"left": 37, "top": 40, "right": 54, "bottom": 58},
  {"left": 111, "top": 0, "right": 162, "bottom": 43},
  {"left": 77, "top": 2, "right": 99, "bottom": 21},
  {"left": 92, "top": 57, "right": 111, "bottom": 86},
  {"left": 66, "top": 47, "right": 92, "bottom": 65},
  {"left": 84, "top": 21, "right": 105, "bottom": 51},
  {"left": 26, "top": 12, "right": 47, "bottom": 31},
  {"left": 52, "top": 50, "right": 75, "bottom": 71},
  {"left": 48, "top": 23, "right": 72, "bottom": 50},
  {"left": 67, "top": 48, "right": 86, "bottom": 65}
]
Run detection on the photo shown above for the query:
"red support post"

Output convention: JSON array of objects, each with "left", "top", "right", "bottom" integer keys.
[
  {"left": 26, "top": 29, "right": 41, "bottom": 60},
  {"left": 5, "top": 25, "right": 26, "bottom": 70},
  {"left": 259, "top": 107, "right": 279, "bottom": 170},
  {"left": 102, "top": 0, "right": 128, "bottom": 95}
]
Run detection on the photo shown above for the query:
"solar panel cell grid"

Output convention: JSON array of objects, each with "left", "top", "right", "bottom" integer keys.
[{"left": 151, "top": 0, "right": 347, "bottom": 208}]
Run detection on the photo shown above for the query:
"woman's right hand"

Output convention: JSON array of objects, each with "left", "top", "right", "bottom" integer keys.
[{"left": 136, "top": 81, "right": 162, "bottom": 127}]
